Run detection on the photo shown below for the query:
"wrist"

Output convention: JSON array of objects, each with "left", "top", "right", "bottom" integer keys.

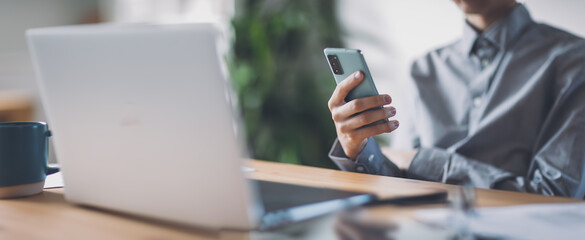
[{"left": 344, "top": 138, "right": 368, "bottom": 160}]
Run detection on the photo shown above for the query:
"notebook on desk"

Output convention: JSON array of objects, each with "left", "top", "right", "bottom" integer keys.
[{"left": 27, "top": 23, "right": 379, "bottom": 230}]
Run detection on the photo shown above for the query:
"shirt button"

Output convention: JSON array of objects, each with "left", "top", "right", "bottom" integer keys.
[
  {"left": 473, "top": 97, "right": 482, "bottom": 108},
  {"left": 356, "top": 166, "right": 365, "bottom": 173},
  {"left": 368, "top": 154, "right": 374, "bottom": 162},
  {"left": 481, "top": 59, "right": 489, "bottom": 68}
]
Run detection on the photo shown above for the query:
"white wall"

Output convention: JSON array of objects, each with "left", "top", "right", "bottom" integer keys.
[
  {"left": 336, "top": 0, "right": 585, "bottom": 148},
  {"left": 525, "top": 0, "right": 585, "bottom": 38},
  {"left": 0, "top": 1, "right": 98, "bottom": 163},
  {"left": 1, "top": 0, "right": 583, "bottom": 147},
  {"left": 0, "top": 0, "right": 98, "bottom": 119}
]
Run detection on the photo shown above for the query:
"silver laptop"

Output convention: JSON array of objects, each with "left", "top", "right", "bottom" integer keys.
[{"left": 27, "top": 23, "right": 375, "bottom": 230}]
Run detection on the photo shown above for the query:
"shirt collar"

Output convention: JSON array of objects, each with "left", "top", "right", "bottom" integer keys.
[{"left": 458, "top": 3, "right": 534, "bottom": 56}]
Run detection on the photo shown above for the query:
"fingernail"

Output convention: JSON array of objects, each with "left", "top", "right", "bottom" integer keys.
[
  {"left": 384, "top": 95, "right": 391, "bottom": 104},
  {"left": 389, "top": 107, "right": 396, "bottom": 115},
  {"left": 354, "top": 71, "right": 362, "bottom": 79},
  {"left": 390, "top": 120, "right": 399, "bottom": 129}
]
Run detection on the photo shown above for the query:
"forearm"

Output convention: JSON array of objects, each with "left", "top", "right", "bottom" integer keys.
[
  {"left": 407, "top": 147, "right": 513, "bottom": 189},
  {"left": 406, "top": 146, "right": 579, "bottom": 197}
]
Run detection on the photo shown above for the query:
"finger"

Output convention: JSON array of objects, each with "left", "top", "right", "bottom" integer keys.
[
  {"left": 329, "top": 71, "right": 364, "bottom": 109},
  {"left": 341, "top": 95, "right": 392, "bottom": 117},
  {"left": 352, "top": 120, "right": 399, "bottom": 140},
  {"left": 339, "top": 107, "right": 396, "bottom": 132}
]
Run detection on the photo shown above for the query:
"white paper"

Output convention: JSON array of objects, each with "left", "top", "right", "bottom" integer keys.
[
  {"left": 44, "top": 172, "right": 64, "bottom": 189},
  {"left": 416, "top": 202, "right": 585, "bottom": 240}
]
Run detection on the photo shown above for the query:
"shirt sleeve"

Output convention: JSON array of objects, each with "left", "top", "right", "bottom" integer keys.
[
  {"left": 521, "top": 55, "right": 585, "bottom": 197},
  {"left": 407, "top": 147, "right": 514, "bottom": 189},
  {"left": 408, "top": 104, "right": 585, "bottom": 197},
  {"left": 329, "top": 137, "right": 404, "bottom": 177},
  {"left": 408, "top": 53, "right": 585, "bottom": 198}
]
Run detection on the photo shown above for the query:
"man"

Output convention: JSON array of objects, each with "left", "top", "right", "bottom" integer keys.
[{"left": 328, "top": 0, "right": 585, "bottom": 198}]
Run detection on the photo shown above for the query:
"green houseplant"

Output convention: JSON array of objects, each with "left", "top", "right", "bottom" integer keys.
[{"left": 230, "top": 0, "right": 343, "bottom": 168}]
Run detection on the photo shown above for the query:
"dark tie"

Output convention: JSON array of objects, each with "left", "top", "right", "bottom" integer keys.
[{"left": 472, "top": 37, "right": 499, "bottom": 69}]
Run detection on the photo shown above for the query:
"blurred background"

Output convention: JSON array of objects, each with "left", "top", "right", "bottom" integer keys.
[{"left": 1, "top": 0, "right": 584, "bottom": 167}]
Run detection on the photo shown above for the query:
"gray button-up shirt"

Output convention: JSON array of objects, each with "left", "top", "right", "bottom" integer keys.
[{"left": 329, "top": 4, "right": 585, "bottom": 198}]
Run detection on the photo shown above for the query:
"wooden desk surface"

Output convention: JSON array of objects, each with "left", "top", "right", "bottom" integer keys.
[{"left": 0, "top": 160, "right": 580, "bottom": 240}]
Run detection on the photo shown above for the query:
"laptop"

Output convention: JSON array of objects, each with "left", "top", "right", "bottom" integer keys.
[{"left": 26, "top": 23, "right": 376, "bottom": 230}]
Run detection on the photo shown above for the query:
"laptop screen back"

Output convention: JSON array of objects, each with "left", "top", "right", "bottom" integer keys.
[{"left": 28, "top": 23, "right": 262, "bottom": 229}]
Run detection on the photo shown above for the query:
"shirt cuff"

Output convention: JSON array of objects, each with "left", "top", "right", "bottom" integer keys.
[
  {"left": 328, "top": 138, "right": 357, "bottom": 172},
  {"left": 407, "top": 147, "right": 450, "bottom": 182},
  {"left": 329, "top": 137, "right": 403, "bottom": 177}
]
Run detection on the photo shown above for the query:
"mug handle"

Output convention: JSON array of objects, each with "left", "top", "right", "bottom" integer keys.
[{"left": 45, "top": 129, "right": 60, "bottom": 175}]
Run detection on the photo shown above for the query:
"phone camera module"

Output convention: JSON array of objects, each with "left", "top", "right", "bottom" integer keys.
[{"left": 327, "top": 55, "right": 344, "bottom": 75}]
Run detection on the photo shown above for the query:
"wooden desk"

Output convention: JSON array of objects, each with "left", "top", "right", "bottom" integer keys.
[{"left": 0, "top": 160, "right": 579, "bottom": 240}]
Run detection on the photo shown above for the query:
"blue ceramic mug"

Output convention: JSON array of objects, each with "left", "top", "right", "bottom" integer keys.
[{"left": 0, "top": 122, "right": 59, "bottom": 198}]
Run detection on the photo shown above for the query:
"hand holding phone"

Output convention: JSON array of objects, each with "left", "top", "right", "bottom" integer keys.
[{"left": 324, "top": 48, "right": 399, "bottom": 158}]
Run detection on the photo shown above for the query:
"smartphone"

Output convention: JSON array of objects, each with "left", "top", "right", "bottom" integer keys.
[{"left": 324, "top": 48, "right": 388, "bottom": 124}]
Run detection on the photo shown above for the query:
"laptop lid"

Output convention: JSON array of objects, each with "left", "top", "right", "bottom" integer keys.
[{"left": 27, "top": 23, "right": 263, "bottom": 230}]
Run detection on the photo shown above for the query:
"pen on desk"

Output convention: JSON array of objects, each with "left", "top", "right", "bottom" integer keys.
[{"left": 365, "top": 191, "right": 448, "bottom": 206}]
